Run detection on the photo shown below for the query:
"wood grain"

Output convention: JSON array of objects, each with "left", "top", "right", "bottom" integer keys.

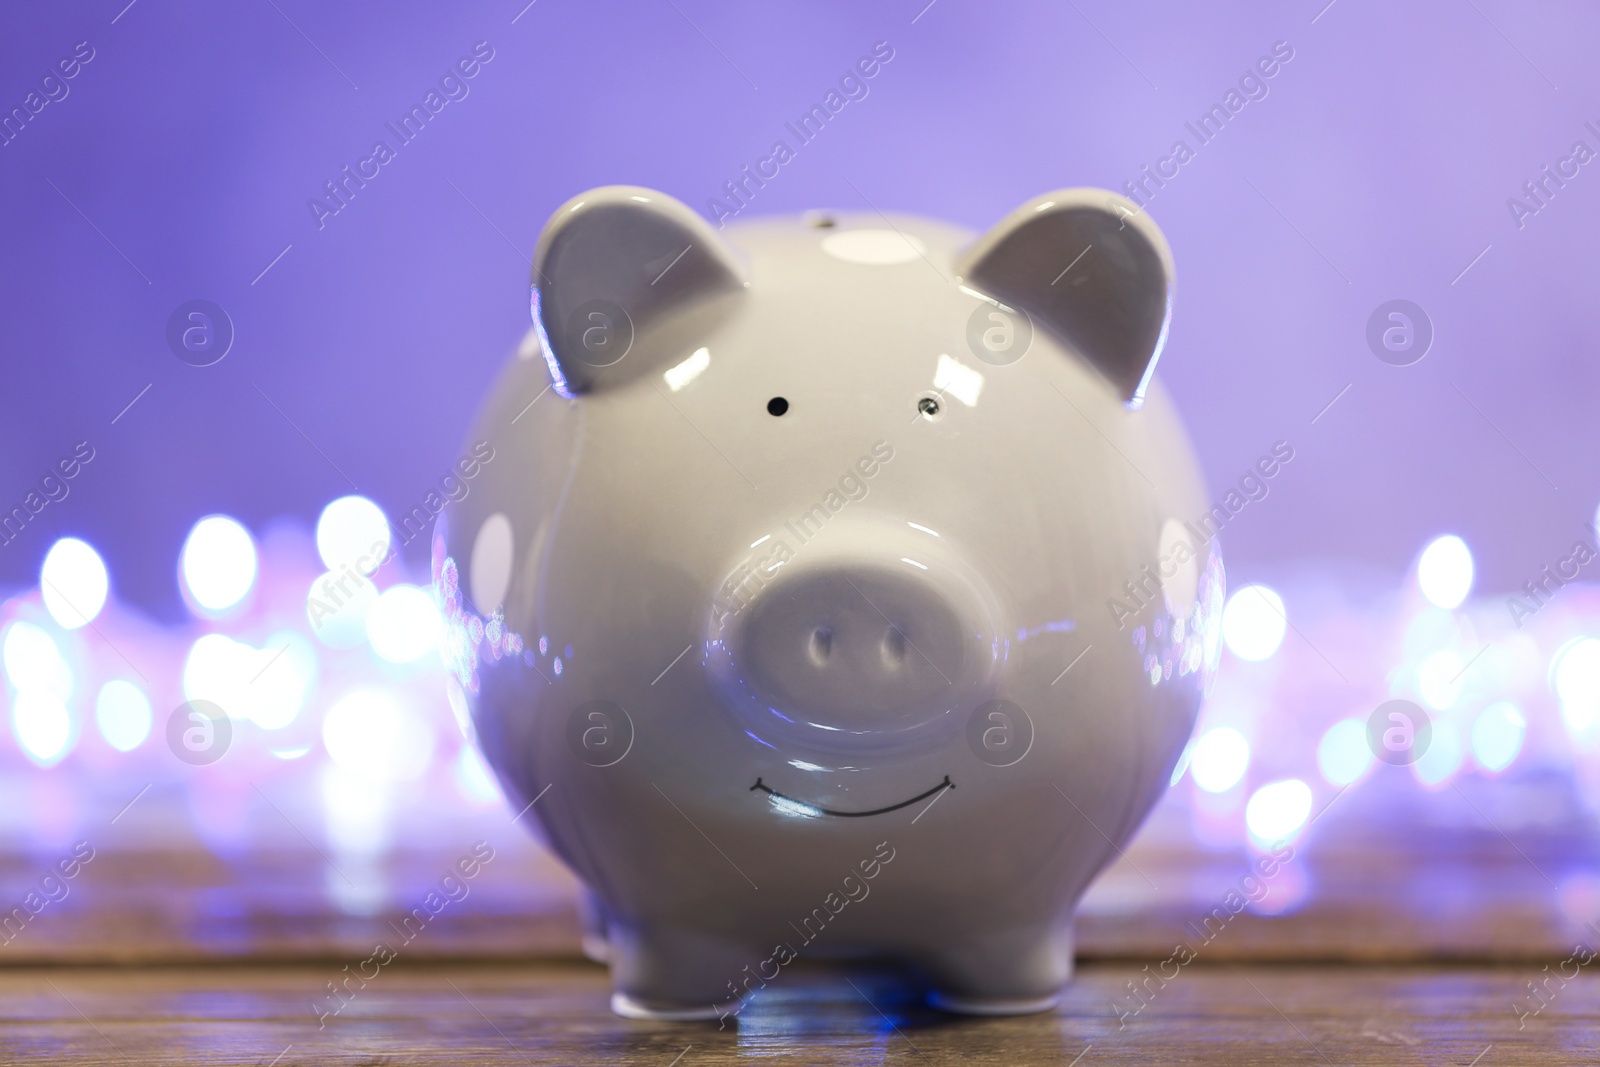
[{"left": 0, "top": 960, "right": 1581, "bottom": 1065}]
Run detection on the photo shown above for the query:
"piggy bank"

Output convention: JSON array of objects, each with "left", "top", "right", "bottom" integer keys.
[{"left": 434, "top": 184, "right": 1223, "bottom": 1021}]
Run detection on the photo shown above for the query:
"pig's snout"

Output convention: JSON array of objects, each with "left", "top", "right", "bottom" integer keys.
[
  {"left": 708, "top": 537, "right": 1003, "bottom": 751},
  {"left": 746, "top": 566, "right": 966, "bottom": 708}
]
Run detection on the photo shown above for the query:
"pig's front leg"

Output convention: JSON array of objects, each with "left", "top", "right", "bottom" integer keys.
[
  {"left": 917, "top": 922, "right": 1073, "bottom": 1015},
  {"left": 605, "top": 921, "right": 754, "bottom": 1022}
]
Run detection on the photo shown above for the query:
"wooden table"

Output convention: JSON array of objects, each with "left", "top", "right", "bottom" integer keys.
[
  {"left": 2, "top": 960, "right": 1584, "bottom": 1065},
  {"left": 2, "top": 778, "right": 1594, "bottom": 1062}
]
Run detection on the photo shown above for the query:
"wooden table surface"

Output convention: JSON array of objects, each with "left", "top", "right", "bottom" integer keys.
[
  {"left": 2, "top": 777, "right": 1594, "bottom": 1062},
  {"left": 1, "top": 959, "right": 1583, "bottom": 1065}
]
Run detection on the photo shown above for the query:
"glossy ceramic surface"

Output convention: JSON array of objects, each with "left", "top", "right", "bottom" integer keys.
[{"left": 434, "top": 185, "right": 1223, "bottom": 1021}]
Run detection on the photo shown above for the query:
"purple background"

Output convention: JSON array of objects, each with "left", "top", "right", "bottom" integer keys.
[{"left": 2, "top": 0, "right": 1596, "bottom": 618}]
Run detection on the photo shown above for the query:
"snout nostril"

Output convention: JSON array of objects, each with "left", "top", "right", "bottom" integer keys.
[
  {"left": 880, "top": 626, "right": 908, "bottom": 670},
  {"left": 808, "top": 626, "right": 833, "bottom": 666}
]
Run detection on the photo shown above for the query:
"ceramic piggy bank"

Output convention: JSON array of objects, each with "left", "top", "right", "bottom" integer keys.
[{"left": 434, "top": 184, "right": 1223, "bottom": 1021}]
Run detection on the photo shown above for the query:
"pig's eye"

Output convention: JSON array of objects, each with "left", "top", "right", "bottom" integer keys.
[{"left": 767, "top": 397, "right": 789, "bottom": 416}]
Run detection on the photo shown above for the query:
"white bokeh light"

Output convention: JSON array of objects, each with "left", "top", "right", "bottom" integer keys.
[
  {"left": 1190, "top": 726, "right": 1250, "bottom": 792},
  {"left": 40, "top": 538, "right": 109, "bottom": 630},
  {"left": 1414, "top": 719, "right": 1463, "bottom": 787},
  {"left": 366, "top": 585, "right": 444, "bottom": 664},
  {"left": 1472, "top": 701, "right": 1526, "bottom": 773},
  {"left": 180, "top": 515, "right": 257, "bottom": 613},
  {"left": 320, "top": 762, "right": 397, "bottom": 858},
  {"left": 183, "top": 632, "right": 313, "bottom": 730},
  {"left": 13, "top": 690, "right": 73, "bottom": 766},
  {"left": 1553, "top": 638, "right": 1600, "bottom": 736},
  {"left": 1316, "top": 718, "right": 1373, "bottom": 786},
  {"left": 2, "top": 621, "right": 72, "bottom": 698},
  {"left": 251, "top": 632, "right": 317, "bottom": 730},
  {"left": 454, "top": 745, "right": 502, "bottom": 804},
  {"left": 316, "top": 496, "right": 391, "bottom": 573},
  {"left": 1417, "top": 535, "right": 1474, "bottom": 610},
  {"left": 1221, "top": 585, "right": 1287, "bottom": 661},
  {"left": 182, "top": 633, "right": 251, "bottom": 719},
  {"left": 306, "top": 570, "right": 379, "bottom": 649},
  {"left": 1245, "top": 779, "right": 1313, "bottom": 845},
  {"left": 322, "top": 689, "right": 434, "bottom": 782},
  {"left": 1417, "top": 650, "right": 1465, "bottom": 711},
  {"left": 95, "top": 680, "right": 152, "bottom": 752}
]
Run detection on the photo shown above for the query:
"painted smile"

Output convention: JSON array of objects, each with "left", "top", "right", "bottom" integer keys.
[{"left": 750, "top": 776, "right": 954, "bottom": 818}]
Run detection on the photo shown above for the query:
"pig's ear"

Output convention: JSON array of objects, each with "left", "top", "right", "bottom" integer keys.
[
  {"left": 956, "top": 189, "right": 1174, "bottom": 408},
  {"left": 531, "top": 186, "right": 748, "bottom": 394}
]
